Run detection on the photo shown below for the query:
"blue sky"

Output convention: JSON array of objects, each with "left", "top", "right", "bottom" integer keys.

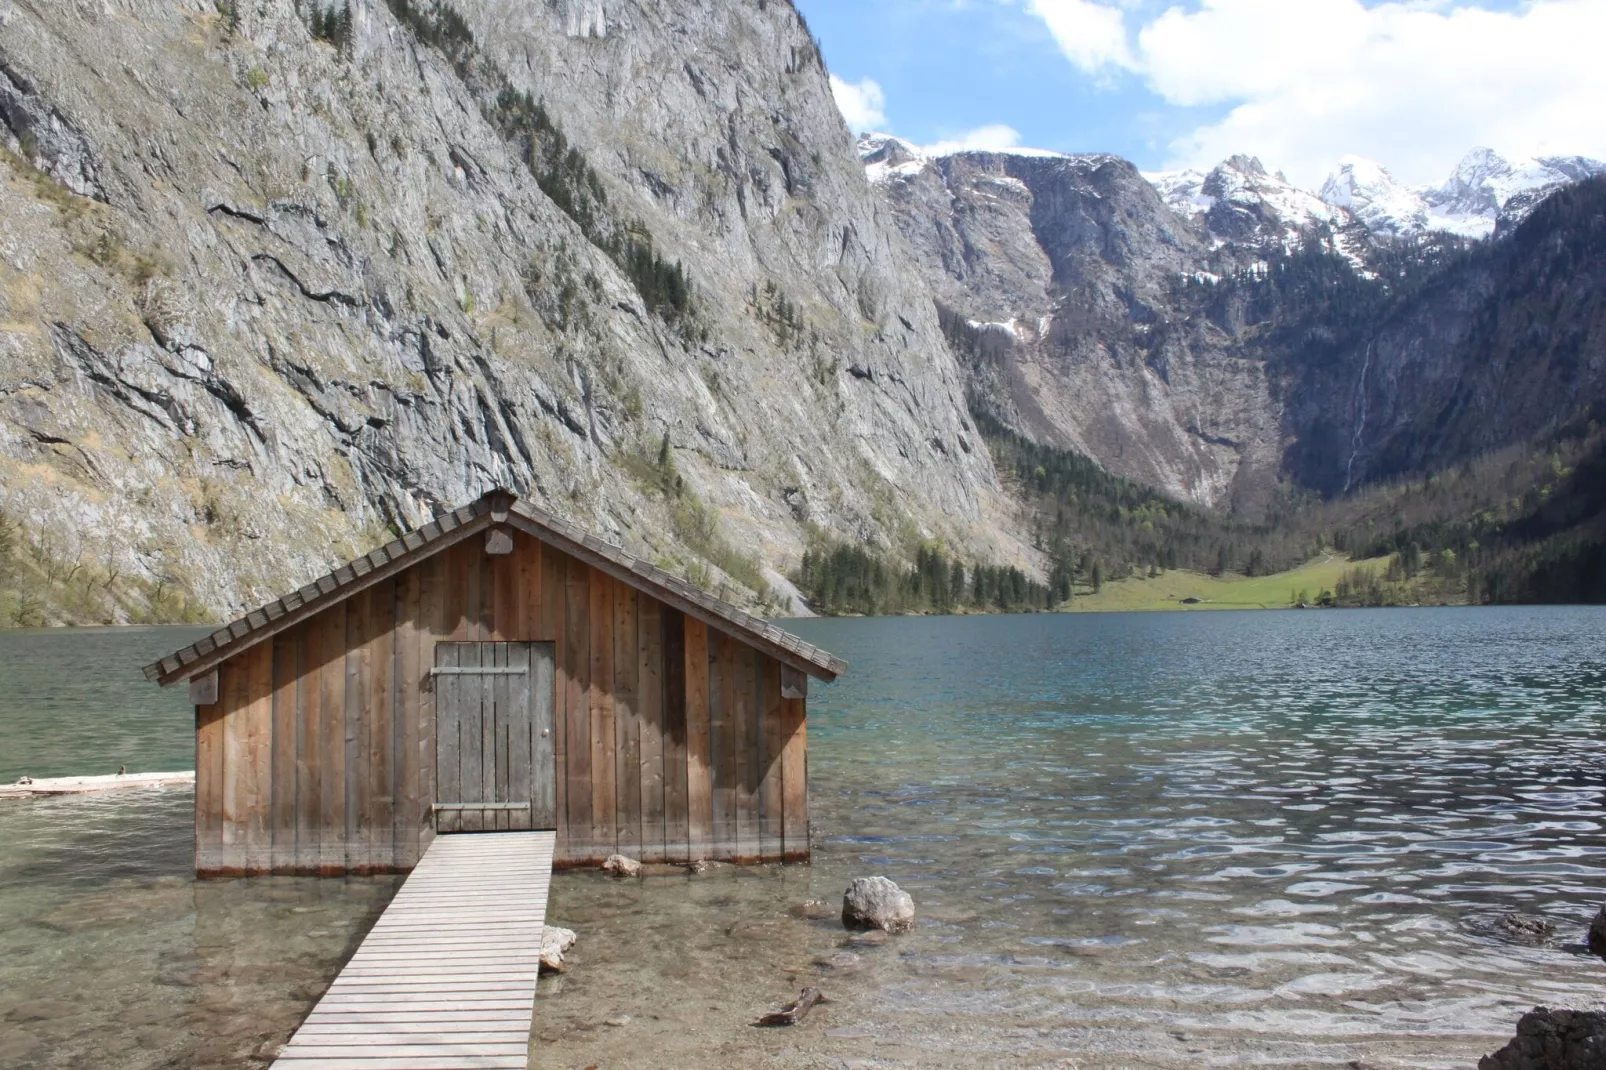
[{"left": 794, "top": 0, "right": 1606, "bottom": 189}]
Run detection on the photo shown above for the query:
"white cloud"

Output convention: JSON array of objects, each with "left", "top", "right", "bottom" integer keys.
[
  {"left": 925, "top": 124, "right": 1025, "bottom": 155},
  {"left": 830, "top": 74, "right": 888, "bottom": 134},
  {"left": 1022, "top": 0, "right": 1606, "bottom": 188},
  {"left": 1025, "top": 0, "right": 1133, "bottom": 73}
]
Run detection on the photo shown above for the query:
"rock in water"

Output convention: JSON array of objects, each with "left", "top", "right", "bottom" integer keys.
[
  {"left": 539, "top": 925, "right": 577, "bottom": 974},
  {"left": 602, "top": 854, "right": 642, "bottom": 878},
  {"left": 1497, "top": 913, "right": 1557, "bottom": 944},
  {"left": 1589, "top": 906, "right": 1606, "bottom": 962},
  {"left": 1480, "top": 1007, "right": 1606, "bottom": 1069},
  {"left": 841, "top": 877, "right": 915, "bottom": 934}
]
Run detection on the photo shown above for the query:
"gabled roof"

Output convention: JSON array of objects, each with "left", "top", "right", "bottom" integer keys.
[{"left": 143, "top": 489, "right": 846, "bottom": 688}]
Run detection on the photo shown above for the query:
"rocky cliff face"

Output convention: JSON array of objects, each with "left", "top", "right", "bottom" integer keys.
[
  {"left": 862, "top": 136, "right": 1285, "bottom": 512},
  {"left": 862, "top": 134, "right": 1606, "bottom": 516},
  {"left": 0, "top": 0, "right": 1018, "bottom": 622}
]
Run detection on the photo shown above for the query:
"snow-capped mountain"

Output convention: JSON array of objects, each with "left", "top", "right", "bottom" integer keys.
[
  {"left": 1146, "top": 155, "right": 1345, "bottom": 251},
  {"left": 863, "top": 132, "right": 1603, "bottom": 253},
  {"left": 857, "top": 132, "right": 1070, "bottom": 184},
  {"left": 1153, "top": 147, "right": 1605, "bottom": 243},
  {"left": 1320, "top": 156, "right": 1430, "bottom": 235}
]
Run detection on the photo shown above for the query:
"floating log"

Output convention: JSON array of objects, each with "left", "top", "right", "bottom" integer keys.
[
  {"left": 0, "top": 770, "right": 195, "bottom": 799},
  {"left": 754, "top": 987, "right": 826, "bottom": 1027}
]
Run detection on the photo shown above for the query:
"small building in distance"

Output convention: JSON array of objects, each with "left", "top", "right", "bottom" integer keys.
[{"left": 143, "top": 489, "right": 845, "bottom": 877}]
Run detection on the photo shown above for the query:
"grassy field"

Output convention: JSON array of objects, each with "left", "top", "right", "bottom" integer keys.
[{"left": 1062, "top": 553, "right": 1394, "bottom": 612}]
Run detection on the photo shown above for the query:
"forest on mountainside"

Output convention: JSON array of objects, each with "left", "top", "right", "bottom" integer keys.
[{"left": 798, "top": 179, "right": 1606, "bottom": 618}]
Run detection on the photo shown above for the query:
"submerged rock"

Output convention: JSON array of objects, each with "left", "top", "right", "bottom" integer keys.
[
  {"left": 789, "top": 899, "right": 834, "bottom": 920},
  {"left": 842, "top": 877, "right": 915, "bottom": 935},
  {"left": 602, "top": 854, "right": 642, "bottom": 878},
  {"left": 1497, "top": 913, "right": 1558, "bottom": 944},
  {"left": 1589, "top": 907, "right": 1606, "bottom": 962},
  {"left": 1480, "top": 1007, "right": 1606, "bottom": 1069},
  {"left": 539, "top": 925, "right": 578, "bottom": 974}
]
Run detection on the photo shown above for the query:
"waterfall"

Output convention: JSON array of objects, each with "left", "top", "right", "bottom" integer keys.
[{"left": 1343, "top": 340, "right": 1373, "bottom": 493}]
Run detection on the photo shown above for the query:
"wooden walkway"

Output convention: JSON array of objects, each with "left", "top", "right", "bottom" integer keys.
[{"left": 273, "top": 831, "right": 554, "bottom": 1070}]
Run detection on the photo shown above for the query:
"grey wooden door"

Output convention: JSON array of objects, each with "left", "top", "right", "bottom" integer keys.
[{"left": 434, "top": 641, "right": 556, "bottom": 832}]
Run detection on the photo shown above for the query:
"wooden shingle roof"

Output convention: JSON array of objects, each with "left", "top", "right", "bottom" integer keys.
[{"left": 143, "top": 489, "right": 847, "bottom": 687}]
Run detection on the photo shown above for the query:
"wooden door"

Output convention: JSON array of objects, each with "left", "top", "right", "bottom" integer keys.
[{"left": 434, "top": 641, "right": 556, "bottom": 832}]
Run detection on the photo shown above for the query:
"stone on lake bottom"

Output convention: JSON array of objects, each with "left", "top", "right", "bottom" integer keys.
[
  {"left": 540, "top": 925, "right": 578, "bottom": 974},
  {"left": 1589, "top": 906, "right": 1606, "bottom": 962},
  {"left": 1496, "top": 913, "right": 1557, "bottom": 944},
  {"left": 602, "top": 854, "right": 642, "bottom": 878},
  {"left": 1480, "top": 1007, "right": 1606, "bottom": 1070},
  {"left": 790, "top": 899, "right": 834, "bottom": 920},
  {"left": 842, "top": 876, "right": 915, "bottom": 934}
]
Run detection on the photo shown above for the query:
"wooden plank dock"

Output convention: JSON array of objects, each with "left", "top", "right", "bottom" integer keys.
[{"left": 273, "top": 831, "right": 554, "bottom": 1070}]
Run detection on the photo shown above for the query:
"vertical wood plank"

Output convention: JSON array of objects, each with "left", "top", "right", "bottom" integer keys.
[
  {"left": 684, "top": 616, "right": 712, "bottom": 862},
  {"left": 368, "top": 580, "right": 396, "bottom": 870},
  {"left": 477, "top": 549, "right": 495, "bottom": 641},
  {"left": 219, "top": 655, "right": 247, "bottom": 874},
  {"left": 271, "top": 634, "right": 298, "bottom": 872},
  {"left": 491, "top": 545, "right": 517, "bottom": 641},
  {"left": 614, "top": 583, "right": 640, "bottom": 861},
  {"left": 195, "top": 697, "right": 224, "bottom": 874},
  {"left": 242, "top": 641, "right": 274, "bottom": 874},
  {"left": 445, "top": 542, "right": 470, "bottom": 642},
  {"left": 541, "top": 542, "right": 567, "bottom": 847},
  {"left": 296, "top": 621, "right": 322, "bottom": 875},
  {"left": 734, "top": 642, "right": 759, "bottom": 863},
  {"left": 318, "top": 602, "right": 347, "bottom": 874},
  {"left": 490, "top": 642, "right": 509, "bottom": 831},
  {"left": 662, "top": 608, "right": 688, "bottom": 864},
  {"left": 531, "top": 641, "right": 557, "bottom": 831},
  {"left": 434, "top": 642, "right": 461, "bottom": 834},
  {"left": 637, "top": 597, "right": 664, "bottom": 863},
  {"left": 563, "top": 555, "right": 592, "bottom": 857},
  {"left": 759, "top": 656, "right": 785, "bottom": 862},
  {"left": 418, "top": 553, "right": 444, "bottom": 857},
  {"left": 459, "top": 641, "right": 485, "bottom": 833},
  {"left": 780, "top": 694, "right": 808, "bottom": 862},
  {"left": 709, "top": 632, "right": 734, "bottom": 861},
  {"left": 344, "top": 588, "right": 370, "bottom": 871},
  {"left": 589, "top": 569, "right": 616, "bottom": 856},
  {"left": 508, "top": 642, "right": 534, "bottom": 830},
  {"left": 394, "top": 564, "right": 423, "bottom": 868},
  {"left": 517, "top": 533, "right": 541, "bottom": 641}
]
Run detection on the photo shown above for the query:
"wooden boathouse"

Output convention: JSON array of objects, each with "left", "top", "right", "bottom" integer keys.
[{"left": 143, "top": 488, "right": 845, "bottom": 876}]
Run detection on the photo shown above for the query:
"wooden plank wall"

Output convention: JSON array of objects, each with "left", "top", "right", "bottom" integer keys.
[{"left": 194, "top": 529, "right": 810, "bottom": 875}]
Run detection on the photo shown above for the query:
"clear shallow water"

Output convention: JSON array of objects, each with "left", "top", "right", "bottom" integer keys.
[{"left": 3, "top": 609, "right": 1605, "bottom": 1068}]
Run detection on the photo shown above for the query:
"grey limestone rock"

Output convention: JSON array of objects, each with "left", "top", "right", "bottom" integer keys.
[
  {"left": 1588, "top": 906, "right": 1606, "bottom": 962},
  {"left": 0, "top": 0, "right": 1016, "bottom": 624},
  {"left": 1496, "top": 913, "right": 1557, "bottom": 944},
  {"left": 842, "top": 876, "right": 915, "bottom": 935},
  {"left": 601, "top": 854, "right": 641, "bottom": 878},
  {"left": 1480, "top": 1008, "right": 1606, "bottom": 1070},
  {"left": 539, "top": 924, "right": 577, "bottom": 974}
]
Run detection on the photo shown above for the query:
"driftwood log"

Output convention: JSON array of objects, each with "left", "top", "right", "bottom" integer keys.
[
  {"left": 755, "top": 987, "right": 826, "bottom": 1027},
  {"left": 0, "top": 771, "right": 194, "bottom": 799}
]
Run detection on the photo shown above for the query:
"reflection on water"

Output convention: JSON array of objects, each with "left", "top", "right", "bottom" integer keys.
[{"left": 2, "top": 608, "right": 1605, "bottom": 1068}]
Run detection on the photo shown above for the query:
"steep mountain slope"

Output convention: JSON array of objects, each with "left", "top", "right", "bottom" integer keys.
[
  {"left": 863, "top": 136, "right": 1286, "bottom": 512},
  {"left": 0, "top": 0, "right": 1020, "bottom": 623},
  {"left": 1274, "top": 177, "right": 1606, "bottom": 493},
  {"left": 864, "top": 132, "right": 1606, "bottom": 525}
]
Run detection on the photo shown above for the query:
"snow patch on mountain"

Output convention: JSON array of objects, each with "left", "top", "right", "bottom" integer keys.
[
  {"left": 1148, "top": 147, "right": 1605, "bottom": 244},
  {"left": 1148, "top": 155, "right": 1344, "bottom": 252},
  {"left": 857, "top": 132, "right": 1067, "bottom": 185},
  {"left": 1320, "top": 156, "right": 1430, "bottom": 236}
]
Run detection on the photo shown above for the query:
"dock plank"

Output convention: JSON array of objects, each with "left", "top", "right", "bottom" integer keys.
[{"left": 273, "top": 831, "right": 553, "bottom": 1070}]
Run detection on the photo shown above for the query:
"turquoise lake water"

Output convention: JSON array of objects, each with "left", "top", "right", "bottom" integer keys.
[{"left": 1, "top": 607, "right": 1603, "bottom": 1068}]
